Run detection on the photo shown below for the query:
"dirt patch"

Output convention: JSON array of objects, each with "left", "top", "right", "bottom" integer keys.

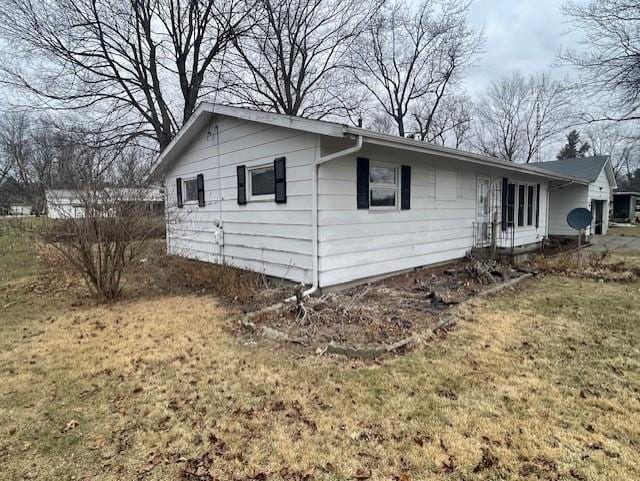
[{"left": 243, "top": 256, "right": 529, "bottom": 353}]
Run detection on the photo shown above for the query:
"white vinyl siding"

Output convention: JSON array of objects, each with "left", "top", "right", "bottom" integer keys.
[
  {"left": 548, "top": 166, "right": 612, "bottom": 237},
  {"left": 165, "top": 117, "right": 316, "bottom": 283},
  {"left": 317, "top": 146, "right": 549, "bottom": 287}
]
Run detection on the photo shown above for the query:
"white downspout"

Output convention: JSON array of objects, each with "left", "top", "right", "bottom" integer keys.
[{"left": 286, "top": 134, "right": 363, "bottom": 301}]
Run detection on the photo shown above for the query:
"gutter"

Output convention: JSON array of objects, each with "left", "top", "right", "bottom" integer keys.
[{"left": 286, "top": 134, "right": 363, "bottom": 301}]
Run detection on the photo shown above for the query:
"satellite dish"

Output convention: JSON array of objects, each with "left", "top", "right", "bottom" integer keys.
[{"left": 567, "top": 207, "right": 592, "bottom": 230}]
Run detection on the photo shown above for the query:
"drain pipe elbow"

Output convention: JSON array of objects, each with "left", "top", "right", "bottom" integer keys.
[{"left": 285, "top": 134, "right": 363, "bottom": 302}]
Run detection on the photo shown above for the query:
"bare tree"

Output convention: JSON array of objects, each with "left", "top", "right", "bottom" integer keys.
[
  {"left": 351, "top": 0, "right": 483, "bottom": 137},
  {"left": 560, "top": 0, "right": 640, "bottom": 124},
  {"left": 472, "top": 71, "right": 569, "bottom": 163},
  {"left": 586, "top": 122, "right": 640, "bottom": 177},
  {"left": 0, "top": 0, "right": 252, "bottom": 149},
  {"left": 227, "top": 0, "right": 382, "bottom": 118},
  {"left": 412, "top": 93, "right": 472, "bottom": 146}
]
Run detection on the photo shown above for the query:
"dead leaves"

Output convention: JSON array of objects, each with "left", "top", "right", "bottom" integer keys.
[{"left": 62, "top": 419, "right": 78, "bottom": 433}]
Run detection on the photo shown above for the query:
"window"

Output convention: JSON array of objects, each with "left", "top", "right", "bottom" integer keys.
[
  {"left": 369, "top": 163, "right": 399, "bottom": 209},
  {"left": 183, "top": 178, "right": 198, "bottom": 202},
  {"left": 507, "top": 183, "right": 516, "bottom": 226},
  {"left": 249, "top": 165, "right": 275, "bottom": 199},
  {"left": 527, "top": 185, "right": 535, "bottom": 226},
  {"left": 517, "top": 185, "right": 526, "bottom": 227}
]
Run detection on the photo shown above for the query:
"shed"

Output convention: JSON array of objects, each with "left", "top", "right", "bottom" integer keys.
[
  {"left": 538, "top": 156, "right": 616, "bottom": 237},
  {"left": 151, "top": 104, "right": 588, "bottom": 291},
  {"left": 45, "top": 188, "right": 164, "bottom": 219},
  {"left": 8, "top": 203, "right": 32, "bottom": 216},
  {"left": 612, "top": 192, "right": 640, "bottom": 223}
]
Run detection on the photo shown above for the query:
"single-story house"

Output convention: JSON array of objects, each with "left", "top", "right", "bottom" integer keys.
[
  {"left": 7, "top": 203, "right": 33, "bottom": 216},
  {"left": 612, "top": 191, "right": 640, "bottom": 223},
  {"left": 45, "top": 188, "right": 164, "bottom": 219},
  {"left": 538, "top": 156, "right": 616, "bottom": 237},
  {"left": 150, "top": 103, "right": 589, "bottom": 292}
]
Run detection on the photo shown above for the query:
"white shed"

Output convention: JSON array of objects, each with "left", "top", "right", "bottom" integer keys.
[
  {"left": 45, "top": 188, "right": 164, "bottom": 219},
  {"left": 151, "top": 104, "right": 587, "bottom": 291},
  {"left": 539, "top": 156, "right": 616, "bottom": 237}
]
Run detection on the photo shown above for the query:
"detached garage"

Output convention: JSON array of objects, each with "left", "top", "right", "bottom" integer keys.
[{"left": 540, "top": 156, "right": 616, "bottom": 237}]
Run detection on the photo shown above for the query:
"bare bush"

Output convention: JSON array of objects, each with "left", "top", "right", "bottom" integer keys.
[{"left": 39, "top": 187, "right": 164, "bottom": 301}]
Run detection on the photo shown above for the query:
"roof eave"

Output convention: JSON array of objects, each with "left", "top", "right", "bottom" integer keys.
[{"left": 346, "top": 127, "right": 589, "bottom": 184}]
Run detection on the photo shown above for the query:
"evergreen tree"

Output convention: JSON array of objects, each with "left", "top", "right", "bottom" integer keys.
[{"left": 557, "top": 130, "right": 591, "bottom": 159}]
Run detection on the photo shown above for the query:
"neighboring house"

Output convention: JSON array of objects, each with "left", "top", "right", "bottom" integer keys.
[
  {"left": 7, "top": 203, "right": 32, "bottom": 216},
  {"left": 612, "top": 192, "right": 640, "bottom": 223},
  {"left": 150, "top": 103, "right": 588, "bottom": 291},
  {"left": 45, "top": 188, "right": 164, "bottom": 219},
  {"left": 538, "top": 156, "right": 616, "bottom": 237}
]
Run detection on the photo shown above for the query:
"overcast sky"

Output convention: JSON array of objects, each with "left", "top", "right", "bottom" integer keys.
[{"left": 463, "top": 0, "right": 583, "bottom": 96}]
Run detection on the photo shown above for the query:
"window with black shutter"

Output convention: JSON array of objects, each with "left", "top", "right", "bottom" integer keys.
[
  {"left": 401, "top": 165, "right": 411, "bottom": 210},
  {"left": 197, "top": 174, "right": 205, "bottom": 207},
  {"left": 237, "top": 166, "right": 247, "bottom": 205},
  {"left": 176, "top": 177, "right": 183, "bottom": 208},
  {"left": 274, "top": 157, "right": 287, "bottom": 203},
  {"left": 356, "top": 157, "right": 369, "bottom": 209},
  {"left": 535, "top": 184, "right": 541, "bottom": 228}
]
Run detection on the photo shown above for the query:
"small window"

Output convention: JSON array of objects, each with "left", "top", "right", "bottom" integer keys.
[
  {"left": 369, "top": 163, "right": 399, "bottom": 209},
  {"left": 517, "top": 185, "right": 526, "bottom": 227},
  {"left": 527, "top": 185, "right": 535, "bottom": 226},
  {"left": 183, "top": 178, "right": 198, "bottom": 202},
  {"left": 249, "top": 165, "right": 275, "bottom": 199}
]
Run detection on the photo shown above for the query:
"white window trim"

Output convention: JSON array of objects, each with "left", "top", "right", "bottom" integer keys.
[
  {"left": 515, "top": 182, "right": 537, "bottom": 228},
  {"left": 369, "top": 162, "right": 400, "bottom": 211},
  {"left": 247, "top": 163, "right": 275, "bottom": 202},
  {"left": 182, "top": 177, "right": 199, "bottom": 204}
]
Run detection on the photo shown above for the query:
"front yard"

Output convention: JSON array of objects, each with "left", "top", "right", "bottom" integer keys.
[{"left": 1, "top": 227, "right": 640, "bottom": 480}]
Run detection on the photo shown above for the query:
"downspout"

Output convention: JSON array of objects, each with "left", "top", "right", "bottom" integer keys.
[{"left": 286, "top": 134, "right": 363, "bottom": 301}]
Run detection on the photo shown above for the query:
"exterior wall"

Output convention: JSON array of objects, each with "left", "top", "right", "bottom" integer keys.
[
  {"left": 316, "top": 144, "right": 549, "bottom": 288},
  {"left": 548, "top": 184, "right": 588, "bottom": 236},
  {"left": 164, "top": 117, "right": 317, "bottom": 284},
  {"left": 8, "top": 205, "right": 32, "bottom": 216},
  {"left": 587, "top": 168, "right": 611, "bottom": 235}
]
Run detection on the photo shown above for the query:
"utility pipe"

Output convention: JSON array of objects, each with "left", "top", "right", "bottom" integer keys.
[{"left": 286, "top": 134, "right": 363, "bottom": 301}]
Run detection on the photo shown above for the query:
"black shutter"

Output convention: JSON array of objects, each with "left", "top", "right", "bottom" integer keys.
[
  {"left": 197, "top": 174, "right": 205, "bottom": 207},
  {"left": 401, "top": 165, "right": 411, "bottom": 210},
  {"left": 357, "top": 157, "right": 369, "bottom": 209},
  {"left": 535, "top": 183, "right": 541, "bottom": 228},
  {"left": 237, "top": 166, "right": 247, "bottom": 205},
  {"left": 274, "top": 157, "right": 287, "bottom": 204},
  {"left": 501, "top": 177, "right": 508, "bottom": 231},
  {"left": 176, "top": 177, "right": 183, "bottom": 208}
]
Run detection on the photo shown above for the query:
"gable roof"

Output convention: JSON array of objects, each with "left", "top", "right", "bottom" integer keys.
[
  {"left": 150, "top": 103, "right": 589, "bottom": 184},
  {"left": 538, "top": 156, "right": 614, "bottom": 185}
]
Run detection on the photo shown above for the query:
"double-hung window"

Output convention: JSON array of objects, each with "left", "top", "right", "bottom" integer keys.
[
  {"left": 248, "top": 164, "right": 275, "bottom": 200},
  {"left": 183, "top": 178, "right": 198, "bottom": 203},
  {"left": 369, "top": 163, "right": 399, "bottom": 209}
]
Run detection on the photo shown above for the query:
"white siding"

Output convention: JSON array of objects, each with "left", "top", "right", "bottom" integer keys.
[
  {"left": 548, "top": 184, "right": 587, "bottom": 236},
  {"left": 587, "top": 167, "right": 611, "bottom": 235},
  {"left": 317, "top": 147, "right": 549, "bottom": 288},
  {"left": 164, "top": 117, "right": 317, "bottom": 283},
  {"left": 548, "top": 167, "right": 612, "bottom": 237}
]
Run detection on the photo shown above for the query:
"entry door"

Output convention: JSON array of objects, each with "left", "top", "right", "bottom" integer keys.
[
  {"left": 593, "top": 200, "right": 604, "bottom": 235},
  {"left": 476, "top": 177, "right": 491, "bottom": 242}
]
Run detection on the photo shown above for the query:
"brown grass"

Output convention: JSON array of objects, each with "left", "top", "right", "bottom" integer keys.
[
  {"left": 2, "top": 227, "right": 640, "bottom": 480},
  {"left": 609, "top": 225, "right": 640, "bottom": 237}
]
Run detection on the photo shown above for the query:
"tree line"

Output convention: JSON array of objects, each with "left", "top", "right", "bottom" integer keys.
[{"left": 0, "top": 0, "right": 639, "bottom": 200}]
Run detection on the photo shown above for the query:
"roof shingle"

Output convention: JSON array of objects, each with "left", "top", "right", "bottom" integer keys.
[{"left": 538, "top": 156, "right": 609, "bottom": 183}]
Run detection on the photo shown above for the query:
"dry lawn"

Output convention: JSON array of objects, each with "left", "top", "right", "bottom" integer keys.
[
  {"left": 608, "top": 225, "right": 640, "bottom": 237},
  {"left": 1, "top": 227, "right": 640, "bottom": 480}
]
